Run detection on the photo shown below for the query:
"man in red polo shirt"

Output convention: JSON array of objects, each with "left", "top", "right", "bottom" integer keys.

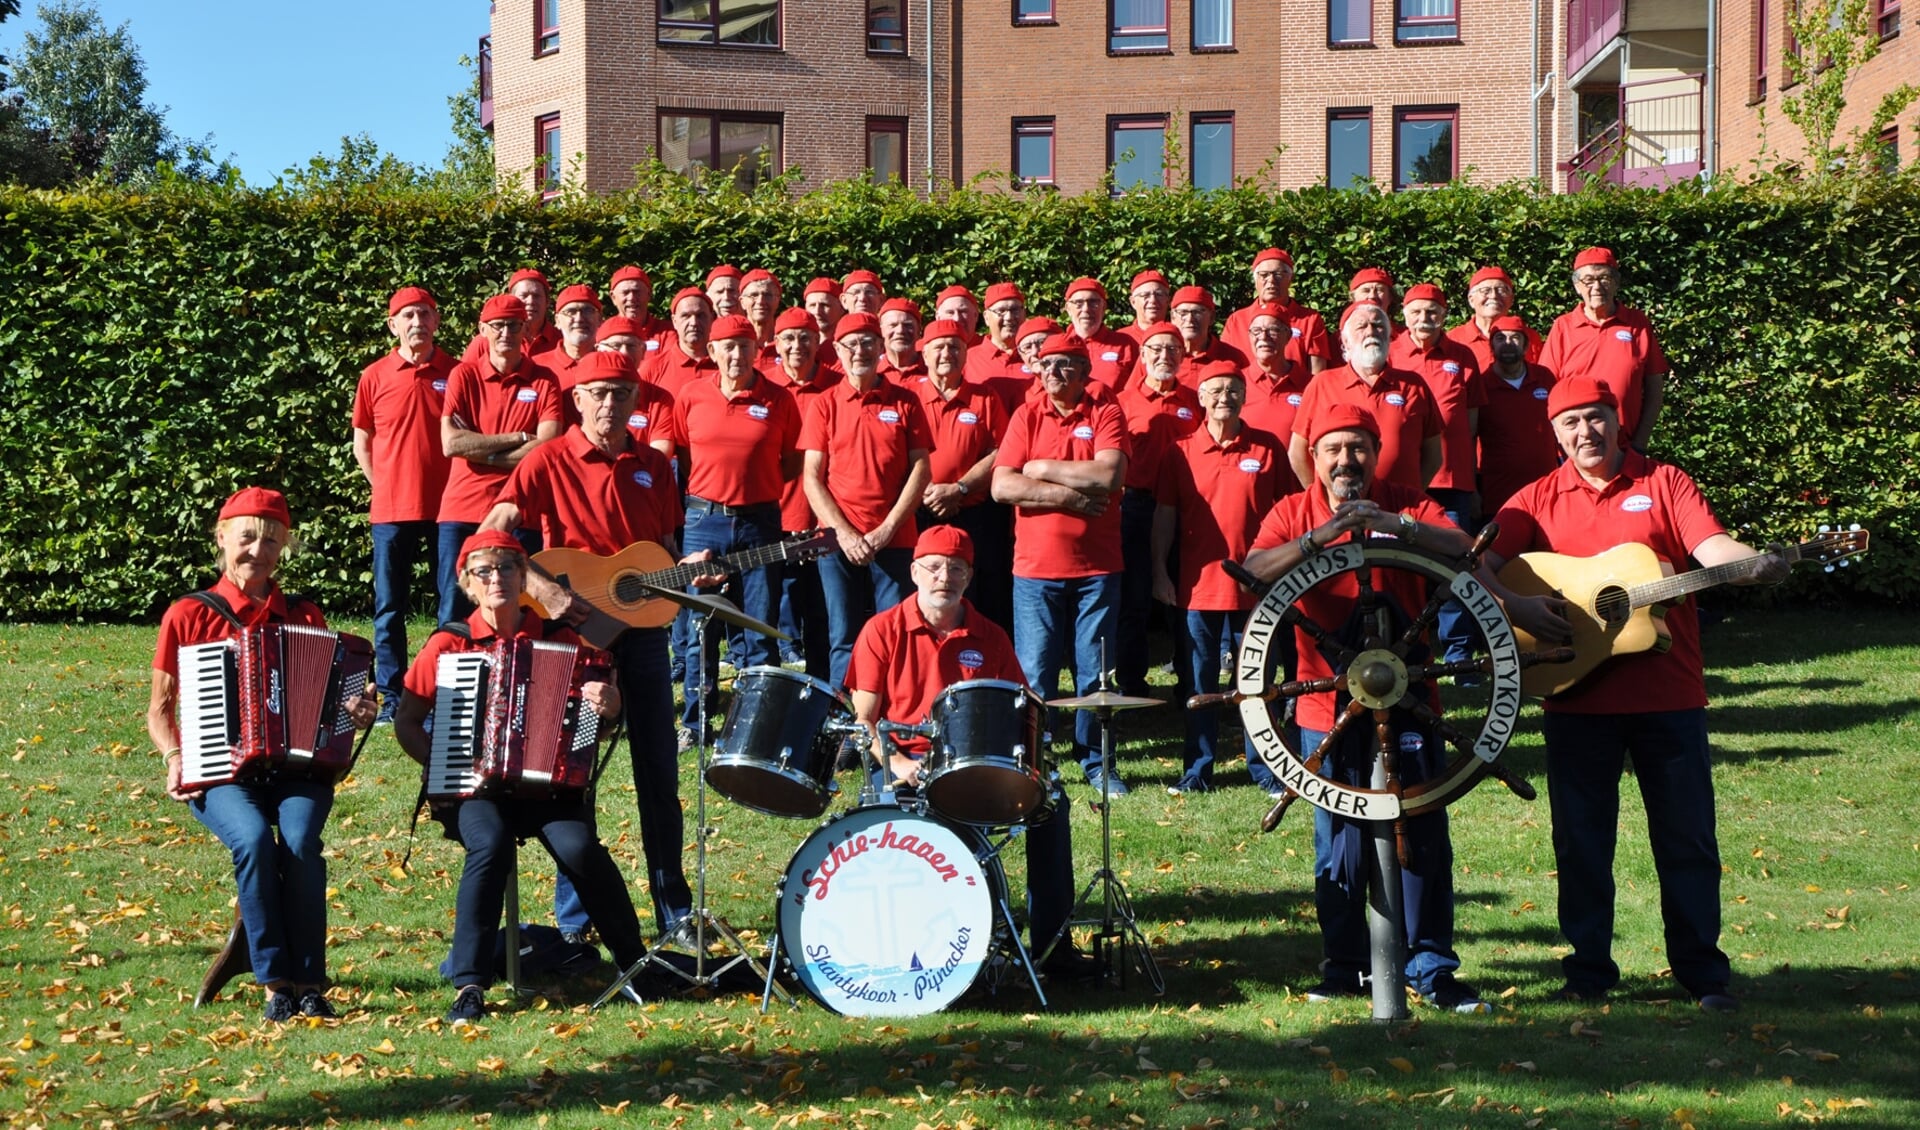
[
  {"left": 609, "top": 265, "right": 676, "bottom": 355},
  {"left": 934, "top": 285, "right": 983, "bottom": 346},
  {"left": 877, "top": 297, "right": 925, "bottom": 384},
  {"left": 640, "top": 288, "right": 718, "bottom": 396},
  {"left": 705, "top": 264, "right": 742, "bottom": 319},
  {"left": 1539, "top": 247, "right": 1668, "bottom": 451},
  {"left": 803, "top": 312, "right": 935, "bottom": 686},
  {"left": 1222, "top": 249, "right": 1333, "bottom": 374},
  {"left": 437, "top": 294, "right": 564, "bottom": 623},
  {"left": 1238, "top": 302, "right": 1313, "bottom": 446},
  {"left": 1244, "top": 403, "right": 1483, "bottom": 1013},
  {"left": 1481, "top": 376, "right": 1784, "bottom": 1011},
  {"left": 802, "top": 277, "right": 842, "bottom": 339},
  {"left": 914, "top": 319, "right": 1013, "bottom": 632},
  {"left": 1476, "top": 315, "right": 1559, "bottom": 513},
  {"left": 353, "top": 286, "right": 456, "bottom": 721},
  {"left": 1121, "top": 269, "right": 1171, "bottom": 346},
  {"left": 840, "top": 269, "right": 883, "bottom": 315},
  {"left": 590, "top": 319, "right": 680, "bottom": 456},
  {"left": 1114, "top": 323, "right": 1198, "bottom": 695},
  {"left": 1060, "top": 277, "right": 1139, "bottom": 390},
  {"left": 1291, "top": 303, "right": 1441, "bottom": 494},
  {"left": 967, "top": 282, "right": 1031, "bottom": 409},
  {"left": 532, "top": 284, "right": 604, "bottom": 391},
  {"left": 765, "top": 307, "right": 842, "bottom": 675},
  {"left": 485, "top": 354, "right": 711, "bottom": 936},
  {"left": 846, "top": 525, "right": 1098, "bottom": 980},
  {"left": 1447, "top": 265, "right": 1542, "bottom": 371},
  {"left": 991, "top": 333, "right": 1132, "bottom": 795},
  {"left": 1168, "top": 285, "right": 1249, "bottom": 388},
  {"left": 1331, "top": 267, "right": 1401, "bottom": 363},
  {"left": 675, "top": 313, "right": 803, "bottom": 723},
  {"left": 461, "top": 268, "right": 560, "bottom": 364},
  {"left": 1151, "top": 362, "right": 1290, "bottom": 794},
  {"left": 739, "top": 268, "right": 781, "bottom": 346}
]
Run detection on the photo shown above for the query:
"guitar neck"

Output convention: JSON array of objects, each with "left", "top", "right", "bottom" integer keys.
[
  {"left": 641, "top": 538, "right": 804, "bottom": 591},
  {"left": 1626, "top": 544, "right": 1803, "bottom": 608}
]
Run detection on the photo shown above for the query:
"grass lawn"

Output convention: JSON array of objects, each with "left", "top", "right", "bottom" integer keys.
[{"left": 0, "top": 605, "right": 1915, "bottom": 1130}]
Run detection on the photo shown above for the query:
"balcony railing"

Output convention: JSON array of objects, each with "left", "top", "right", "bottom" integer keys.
[
  {"left": 1566, "top": 0, "right": 1625, "bottom": 77},
  {"left": 1563, "top": 73, "right": 1704, "bottom": 190},
  {"left": 478, "top": 34, "right": 493, "bottom": 131}
]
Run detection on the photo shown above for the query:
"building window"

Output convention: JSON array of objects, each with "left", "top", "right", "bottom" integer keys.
[
  {"left": 1394, "top": 106, "right": 1456, "bottom": 189},
  {"left": 659, "top": 0, "right": 781, "bottom": 47},
  {"left": 1108, "top": 114, "right": 1167, "bottom": 193},
  {"left": 1880, "top": 0, "right": 1902, "bottom": 39},
  {"left": 1015, "top": 0, "right": 1056, "bottom": 22},
  {"left": 1191, "top": 112, "right": 1234, "bottom": 189},
  {"left": 1329, "top": 0, "right": 1372, "bottom": 45},
  {"left": 867, "top": 117, "right": 907, "bottom": 183},
  {"left": 659, "top": 111, "right": 782, "bottom": 189},
  {"left": 869, "top": 0, "right": 907, "bottom": 54},
  {"left": 1193, "top": 0, "right": 1234, "bottom": 48},
  {"left": 1110, "top": 0, "right": 1171, "bottom": 52},
  {"left": 1327, "top": 108, "right": 1371, "bottom": 188},
  {"left": 536, "top": 114, "right": 562, "bottom": 199},
  {"left": 1013, "top": 117, "right": 1055, "bottom": 185},
  {"left": 1750, "top": 0, "right": 1769, "bottom": 102},
  {"left": 1396, "top": 0, "right": 1458, "bottom": 42},
  {"left": 1878, "top": 125, "right": 1899, "bottom": 171},
  {"left": 536, "top": 0, "right": 560, "bottom": 55}
]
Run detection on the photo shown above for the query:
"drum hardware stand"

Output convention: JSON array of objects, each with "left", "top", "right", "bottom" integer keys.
[
  {"left": 970, "top": 825, "right": 1051, "bottom": 1007},
  {"left": 596, "top": 594, "right": 794, "bottom": 1010}
]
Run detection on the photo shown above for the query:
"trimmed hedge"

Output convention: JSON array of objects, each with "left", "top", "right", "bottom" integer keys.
[{"left": 2, "top": 175, "right": 1916, "bottom": 619}]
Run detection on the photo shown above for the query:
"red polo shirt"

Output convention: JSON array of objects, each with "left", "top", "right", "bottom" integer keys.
[
  {"left": 1238, "top": 361, "right": 1312, "bottom": 469},
  {"left": 1477, "top": 362, "right": 1560, "bottom": 512},
  {"left": 675, "top": 374, "right": 801, "bottom": 508},
  {"left": 800, "top": 377, "right": 935, "bottom": 549},
  {"left": 1222, "top": 298, "right": 1333, "bottom": 372},
  {"left": 1250, "top": 481, "right": 1453, "bottom": 730},
  {"left": 765, "top": 364, "right": 844, "bottom": 531},
  {"left": 879, "top": 355, "right": 927, "bottom": 386},
  {"left": 153, "top": 577, "right": 329, "bottom": 679},
  {"left": 1157, "top": 423, "right": 1290, "bottom": 611},
  {"left": 846, "top": 596, "right": 1025, "bottom": 754},
  {"left": 461, "top": 323, "right": 559, "bottom": 366},
  {"left": 531, "top": 344, "right": 595, "bottom": 391},
  {"left": 917, "top": 378, "right": 1009, "bottom": 494},
  {"left": 496, "top": 427, "right": 682, "bottom": 556},
  {"left": 1539, "top": 304, "right": 1667, "bottom": 440},
  {"left": 403, "top": 608, "right": 597, "bottom": 701},
  {"left": 438, "top": 357, "right": 564, "bottom": 524},
  {"left": 1446, "top": 318, "right": 1544, "bottom": 372},
  {"left": 352, "top": 345, "right": 456, "bottom": 523},
  {"left": 1116, "top": 378, "right": 1201, "bottom": 492},
  {"left": 1389, "top": 333, "right": 1487, "bottom": 493},
  {"left": 639, "top": 340, "right": 717, "bottom": 398},
  {"left": 623, "top": 381, "right": 683, "bottom": 452},
  {"left": 965, "top": 340, "right": 1031, "bottom": 411},
  {"left": 1172, "top": 337, "right": 1251, "bottom": 390},
  {"left": 1291, "top": 364, "right": 1442, "bottom": 491},
  {"left": 1081, "top": 327, "right": 1140, "bottom": 390},
  {"left": 995, "top": 395, "right": 1130, "bottom": 578}
]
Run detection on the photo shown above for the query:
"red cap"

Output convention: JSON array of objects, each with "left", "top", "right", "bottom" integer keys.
[
  {"left": 1402, "top": 283, "right": 1446, "bottom": 306},
  {"left": 610, "top": 265, "right": 650, "bottom": 288},
  {"left": 1170, "top": 285, "right": 1215, "bottom": 310},
  {"left": 935, "top": 285, "right": 978, "bottom": 306},
  {"left": 670, "top": 286, "right": 712, "bottom": 312},
  {"left": 879, "top": 297, "right": 923, "bottom": 320},
  {"left": 913, "top": 524, "right": 973, "bottom": 564},
  {"left": 554, "top": 284, "right": 601, "bottom": 312},
  {"left": 1251, "top": 248, "right": 1294, "bottom": 270},
  {"left": 1138, "top": 320, "right": 1180, "bottom": 342},
  {"left": 1489, "top": 314, "right": 1529, "bottom": 334},
  {"left": 1038, "top": 332, "right": 1089, "bottom": 360},
  {"left": 705, "top": 264, "right": 743, "bottom": 285},
  {"left": 1245, "top": 301, "right": 1286, "bottom": 324},
  {"left": 1338, "top": 301, "right": 1390, "bottom": 332},
  {"left": 1572, "top": 246, "right": 1618, "bottom": 270},
  {"left": 1546, "top": 375, "right": 1619, "bottom": 417},
  {"left": 1468, "top": 265, "right": 1513, "bottom": 290},
  {"left": 1310, "top": 403, "right": 1381, "bottom": 445},
  {"left": 918, "top": 319, "right": 966, "bottom": 348},
  {"left": 740, "top": 268, "right": 777, "bottom": 288},
  {"left": 708, "top": 314, "right": 756, "bottom": 342},
  {"left": 774, "top": 307, "right": 817, "bottom": 334},
  {"left": 507, "top": 268, "right": 549, "bottom": 290},
  {"left": 803, "top": 276, "right": 842, "bottom": 298},
  {"left": 1194, "top": 360, "right": 1244, "bottom": 386},
  {"left": 388, "top": 286, "right": 436, "bottom": 315},
  {"left": 459, "top": 529, "right": 526, "bottom": 571},
  {"left": 1349, "top": 267, "right": 1394, "bottom": 291},
  {"left": 984, "top": 282, "right": 1025, "bottom": 306},
  {"left": 219, "top": 487, "right": 292, "bottom": 527},
  {"left": 1129, "top": 269, "right": 1169, "bottom": 291},
  {"left": 1015, "top": 316, "right": 1061, "bottom": 341},
  {"left": 1064, "top": 277, "right": 1107, "bottom": 302},
  {"left": 595, "top": 315, "right": 643, "bottom": 342},
  {"left": 834, "top": 312, "right": 883, "bottom": 340},
  {"left": 573, "top": 349, "right": 640, "bottom": 388},
  {"left": 480, "top": 294, "right": 527, "bottom": 323},
  {"left": 843, "top": 269, "right": 883, "bottom": 290}
]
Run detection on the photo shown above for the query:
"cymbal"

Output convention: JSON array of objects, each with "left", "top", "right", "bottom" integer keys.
[
  {"left": 627, "top": 578, "right": 790, "bottom": 641},
  {"left": 1046, "top": 691, "right": 1164, "bottom": 711}
]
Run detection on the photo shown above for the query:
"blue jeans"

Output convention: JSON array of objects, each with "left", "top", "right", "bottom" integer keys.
[
  {"left": 1012, "top": 573, "right": 1119, "bottom": 774},
  {"left": 1116, "top": 490, "right": 1162, "bottom": 694},
  {"left": 1178, "top": 611, "right": 1279, "bottom": 790},
  {"left": 818, "top": 547, "right": 913, "bottom": 687},
  {"left": 1543, "top": 708, "right": 1728, "bottom": 996},
  {"left": 1301, "top": 726, "right": 1461, "bottom": 998},
  {"left": 436, "top": 522, "right": 541, "bottom": 625},
  {"left": 779, "top": 560, "right": 831, "bottom": 680},
  {"left": 190, "top": 778, "right": 333, "bottom": 986},
  {"left": 1426, "top": 488, "right": 1477, "bottom": 665},
  {"left": 679, "top": 500, "right": 783, "bottom": 727},
  {"left": 370, "top": 520, "right": 438, "bottom": 703}
]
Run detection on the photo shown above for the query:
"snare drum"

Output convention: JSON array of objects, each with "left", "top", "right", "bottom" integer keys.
[
  {"left": 707, "top": 666, "right": 850, "bottom": 818},
  {"left": 921, "top": 679, "right": 1050, "bottom": 826},
  {"left": 777, "top": 804, "right": 1006, "bottom": 1017}
]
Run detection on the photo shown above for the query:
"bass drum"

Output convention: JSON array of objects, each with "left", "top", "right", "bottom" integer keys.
[
  {"left": 707, "top": 666, "right": 849, "bottom": 818},
  {"left": 777, "top": 805, "right": 1006, "bottom": 1017}
]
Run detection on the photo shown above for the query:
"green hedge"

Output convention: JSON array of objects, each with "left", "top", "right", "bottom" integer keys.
[{"left": 2, "top": 175, "right": 1916, "bottom": 619}]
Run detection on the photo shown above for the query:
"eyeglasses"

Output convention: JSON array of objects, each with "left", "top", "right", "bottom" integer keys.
[
  {"left": 1573, "top": 274, "right": 1616, "bottom": 289},
  {"left": 468, "top": 563, "right": 522, "bottom": 581},
  {"left": 1198, "top": 384, "right": 1244, "bottom": 399},
  {"left": 913, "top": 558, "right": 970, "bottom": 576}
]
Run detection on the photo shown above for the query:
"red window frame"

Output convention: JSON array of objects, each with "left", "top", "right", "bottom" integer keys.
[
  {"left": 1880, "top": 0, "right": 1902, "bottom": 39},
  {"left": 1012, "top": 117, "right": 1056, "bottom": 186},
  {"left": 1326, "top": 107, "right": 1372, "bottom": 188},
  {"left": 1750, "top": 0, "right": 1770, "bottom": 102},
  {"left": 867, "top": 116, "right": 908, "bottom": 183},
  {"left": 1395, "top": 0, "right": 1460, "bottom": 44},
  {"left": 1107, "top": 113, "right": 1169, "bottom": 195},
  {"left": 536, "top": 0, "right": 560, "bottom": 55},
  {"left": 536, "top": 113, "right": 562, "bottom": 200},
  {"left": 1109, "top": 0, "right": 1172, "bottom": 53},
  {"left": 1015, "top": 0, "right": 1057, "bottom": 24},
  {"left": 1329, "top": 0, "right": 1373, "bottom": 46},
  {"left": 1190, "top": 111, "right": 1234, "bottom": 189},
  {"left": 1393, "top": 105, "right": 1457, "bottom": 190},
  {"left": 868, "top": 0, "right": 908, "bottom": 54}
]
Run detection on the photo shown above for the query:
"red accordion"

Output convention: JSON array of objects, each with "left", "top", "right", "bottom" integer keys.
[
  {"left": 426, "top": 637, "right": 611, "bottom": 802},
  {"left": 177, "top": 625, "right": 374, "bottom": 791}
]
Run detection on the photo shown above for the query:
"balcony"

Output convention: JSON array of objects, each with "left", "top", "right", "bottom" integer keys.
[
  {"left": 1563, "top": 73, "right": 1704, "bottom": 190},
  {"left": 478, "top": 34, "right": 493, "bottom": 131},
  {"left": 1566, "top": 0, "right": 1624, "bottom": 78}
]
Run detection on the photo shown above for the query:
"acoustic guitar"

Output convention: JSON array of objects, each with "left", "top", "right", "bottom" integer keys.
[
  {"left": 1497, "top": 526, "right": 1869, "bottom": 698},
  {"left": 524, "top": 530, "right": 835, "bottom": 649}
]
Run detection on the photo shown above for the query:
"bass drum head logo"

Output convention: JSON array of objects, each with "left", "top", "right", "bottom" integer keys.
[{"left": 1621, "top": 494, "right": 1654, "bottom": 513}]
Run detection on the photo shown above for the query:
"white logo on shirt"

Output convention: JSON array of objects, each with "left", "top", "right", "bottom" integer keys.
[
  {"left": 878, "top": 408, "right": 902, "bottom": 425},
  {"left": 747, "top": 403, "right": 771, "bottom": 421},
  {"left": 1442, "top": 362, "right": 1461, "bottom": 375},
  {"left": 432, "top": 379, "right": 447, "bottom": 393},
  {"left": 1101, "top": 351, "right": 1119, "bottom": 362},
  {"left": 1291, "top": 326, "right": 1303, "bottom": 338},
  {"left": 1176, "top": 407, "right": 1194, "bottom": 420},
  {"left": 1286, "top": 393, "right": 1302, "bottom": 407},
  {"left": 958, "top": 648, "right": 986, "bottom": 668},
  {"left": 1532, "top": 387, "right": 1549, "bottom": 400},
  {"left": 1072, "top": 425, "right": 1095, "bottom": 441},
  {"left": 1384, "top": 392, "right": 1406, "bottom": 407},
  {"left": 958, "top": 410, "right": 980, "bottom": 425},
  {"left": 1398, "top": 731, "right": 1424, "bottom": 754},
  {"left": 1238, "top": 457, "right": 1263, "bottom": 473},
  {"left": 515, "top": 388, "right": 539, "bottom": 403},
  {"left": 629, "top": 412, "right": 650, "bottom": 428},
  {"left": 633, "top": 470, "right": 654, "bottom": 488},
  {"left": 1614, "top": 329, "right": 1635, "bottom": 342},
  {"left": 645, "top": 339, "right": 660, "bottom": 351},
  {"left": 1621, "top": 494, "right": 1654, "bottom": 513}
]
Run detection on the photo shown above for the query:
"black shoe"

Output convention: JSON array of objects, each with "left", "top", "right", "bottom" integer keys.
[
  {"left": 444, "top": 984, "right": 487, "bottom": 1025},
  {"left": 1425, "top": 974, "right": 1490, "bottom": 1014},
  {"left": 1696, "top": 990, "right": 1741, "bottom": 1013},
  {"left": 1041, "top": 945, "right": 1106, "bottom": 982},
  {"left": 263, "top": 990, "right": 298, "bottom": 1023},
  {"left": 1303, "top": 977, "right": 1364, "bottom": 1002},
  {"left": 297, "top": 987, "right": 338, "bottom": 1019}
]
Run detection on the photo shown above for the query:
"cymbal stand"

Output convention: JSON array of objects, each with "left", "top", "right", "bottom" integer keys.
[{"left": 596, "top": 606, "right": 792, "bottom": 1009}]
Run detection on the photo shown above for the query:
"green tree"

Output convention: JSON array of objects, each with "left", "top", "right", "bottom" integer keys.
[
  {"left": 1779, "top": 0, "right": 1920, "bottom": 174},
  {"left": 434, "top": 52, "right": 495, "bottom": 195}
]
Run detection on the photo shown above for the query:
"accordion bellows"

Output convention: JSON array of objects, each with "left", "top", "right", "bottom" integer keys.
[
  {"left": 177, "top": 625, "right": 373, "bottom": 791},
  {"left": 427, "top": 638, "right": 610, "bottom": 801}
]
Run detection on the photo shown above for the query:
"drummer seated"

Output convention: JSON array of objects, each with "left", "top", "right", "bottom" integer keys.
[{"left": 846, "top": 525, "right": 1101, "bottom": 981}]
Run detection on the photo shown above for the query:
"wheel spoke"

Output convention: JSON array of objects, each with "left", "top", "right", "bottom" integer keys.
[
  {"left": 1280, "top": 604, "right": 1360, "bottom": 668},
  {"left": 1391, "top": 582, "right": 1458, "bottom": 658}
]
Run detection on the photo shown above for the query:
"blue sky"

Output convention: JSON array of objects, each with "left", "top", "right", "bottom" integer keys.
[{"left": 1, "top": 0, "right": 487, "bottom": 183}]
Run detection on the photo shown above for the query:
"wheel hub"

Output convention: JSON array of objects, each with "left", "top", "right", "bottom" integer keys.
[{"left": 1346, "top": 648, "right": 1408, "bottom": 710}]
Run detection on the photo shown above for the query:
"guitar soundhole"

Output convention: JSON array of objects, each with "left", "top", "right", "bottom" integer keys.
[
  {"left": 612, "top": 571, "right": 649, "bottom": 606},
  {"left": 1594, "top": 586, "right": 1630, "bottom": 626}
]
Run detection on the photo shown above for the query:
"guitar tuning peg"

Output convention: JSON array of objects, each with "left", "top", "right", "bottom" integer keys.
[
  {"left": 1849, "top": 523, "right": 1862, "bottom": 532},
  {"left": 1818, "top": 524, "right": 1831, "bottom": 533}
]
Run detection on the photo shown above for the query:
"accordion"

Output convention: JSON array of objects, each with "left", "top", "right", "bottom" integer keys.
[
  {"left": 177, "top": 625, "right": 374, "bottom": 791},
  {"left": 426, "top": 637, "right": 611, "bottom": 802}
]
